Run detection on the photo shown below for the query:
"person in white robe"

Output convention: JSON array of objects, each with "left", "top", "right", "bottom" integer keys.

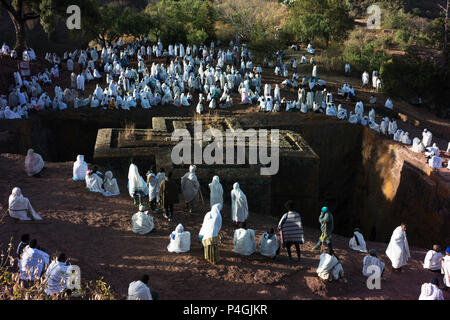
[
  {"left": 19, "top": 240, "right": 49, "bottom": 280},
  {"left": 181, "top": 165, "right": 200, "bottom": 213},
  {"left": 76, "top": 73, "right": 85, "bottom": 91},
  {"left": 167, "top": 224, "right": 191, "bottom": 253},
  {"left": 418, "top": 278, "right": 444, "bottom": 300},
  {"left": 410, "top": 138, "right": 425, "bottom": 153},
  {"left": 73, "top": 155, "right": 88, "bottom": 181},
  {"left": 349, "top": 228, "right": 368, "bottom": 253},
  {"left": 233, "top": 223, "right": 256, "bottom": 256},
  {"left": 45, "top": 254, "right": 70, "bottom": 295},
  {"left": 25, "top": 149, "right": 44, "bottom": 177},
  {"left": 85, "top": 168, "right": 104, "bottom": 193},
  {"left": 103, "top": 171, "right": 120, "bottom": 196},
  {"left": 147, "top": 167, "right": 159, "bottom": 211},
  {"left": 362, "top": 249, "right": 385, "bottom": 278},
  {"left": 128, "top": 164, "right": 148, "bottom": 205},
  {"left": 422, "top": 129, "right": 432, "bottom": 147},
  {"left": 425, "top": 143, "right": 440, "bottom": 158},
  {"left": 441, "top": 247, "right": 450, "bottom": 288},
  {"left": 317, "top": 247, "right": 346, "bottom": 282},
  {"left": 386, "top": 224, "right": 410, "bottom": 271},
  {"left": 128, "top": 275, "right": 155, "bottom": 300},
  {"left": 385, "top": 98, "right": 393, "bottom": 109},
  {"left": 231, "top": 182, "right": 249, "bottom": 226},
  {"left": 259, "top": 228, "right": 280, "bottom": 259},
  {"left": 209, "top": 175, "right": 223, "bottom": 208},
  {"left": 423, "top": 245, "right": 444, "bottom": 272},
  {"left": 131, "top": 205, "right": 155, "bottom": 235},
  {"left": 8, "top": 187, "right": 43, "bottom": 221},
  {"left": 428, "top": 156, "right": 442, "bottom": 169},
  {"left": 199, "top": 203, "right": 223, "bottom": 264}
]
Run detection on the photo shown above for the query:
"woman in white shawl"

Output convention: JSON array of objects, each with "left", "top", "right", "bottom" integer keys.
[
  {"left": 349, "top": 228, "right": 368, "bottom": 253},
  {"left": 131, "top": 205, "right": 155, "bottom": 235},
  {"left": 385, "top": 223, "right": 410, "bottom": 271},
  {"left": 418, "top": 278, "right": 444, "bottom": 300},
  {"left": 209, "top": 176, "right": 223, "bottom": 208},
  {"left": 103, "top": 171, "right": 120, "bottom": 196},
  {"left": 8, "top": 187, "right": 43, "bottom": 221},
  {"left": 73, "top": 155, "right": 88, "bottom": 181},
  {"left": 25, "top": 149, "right": 44, "bottom": 177},
  {"left": 128, "top": 164, "right": 148, "bottom": 206},
  {"left": 19, "top": 239, "right": 49, "bottom": 280},
  {"left": 85, "top": 168, "right": 104, "bottom": 193},
  {"left": 167, "top": 224, "right": 191, "bottom": 253},
  {"left": 231, "top": 182, "right": 248, "bottom": 226},
  {"left": 199, "top": 203, "right": 223, "bottom": 264},
  {"left": 181, "top": 165, "right": 200, "bottom": 213},
  {"left": 128, "top": 275, "right": 155, "bottom": 300}
]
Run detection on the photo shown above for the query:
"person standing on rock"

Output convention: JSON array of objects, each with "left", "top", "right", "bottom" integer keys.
[
  {"left": 312, "top": 207, "right": 334, "bottom": 251},
  {"left": 385, "top": 223, "right": 410, "bottom": 272}
]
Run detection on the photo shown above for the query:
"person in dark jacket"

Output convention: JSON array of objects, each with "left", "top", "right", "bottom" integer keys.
[{"left": 159, "top": 172, "right": 179, "bottom": 221}]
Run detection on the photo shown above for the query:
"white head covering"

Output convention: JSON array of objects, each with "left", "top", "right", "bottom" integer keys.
[
  {"left": 9, "top": 187, "right": 23, "bottom": 204},
  {"left": 128, "top": 164, "right": 144, "bottom": 194},
  {"left": 199, "top": 203, "right": 223, "bottom": 241}
]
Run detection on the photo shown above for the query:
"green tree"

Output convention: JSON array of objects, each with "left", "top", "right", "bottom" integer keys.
[{"left": 0, "top": 0, "right": 98, "bottom": 55}]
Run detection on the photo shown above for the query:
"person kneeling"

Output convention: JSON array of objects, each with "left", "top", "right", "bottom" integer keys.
[
  {"left": 131, "top": 205, "right": 155, "bottom": 235},
  {"left": 45, "top": 253, "right": 71, "bottom": 296},
  {"left": 128, "top": 274, "right": 158, "bottom": 300},
  {"left": 316, "top": 247, "right": 347, "bottom": 283},
  {"left": 233, "top": 222, "right": 256, "bottom": 256},
  {"left": 259, "top": 228, "right": 280, "bottom": 259},
  {"left": 167, "top": 224, "right": 191, "bottom": 253}
]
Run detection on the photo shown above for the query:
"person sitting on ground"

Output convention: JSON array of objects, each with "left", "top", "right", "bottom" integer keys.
[
  {"left": 45, "top": 253, "right": 71, "bottom": 296},
  {"left": 128, "top": 274, "right": 158, "bottom": 300},
  {"left": 316, "top": 247, "right": 347, "bottom": 283},
  {"left": 385, "top": 98, "right": 394, "bottom": 110},
  {"left": 131, "top": 205, "right": 155, "bottom": 235},
  {"left": 349, "top": 228, "right": 368, "bottom": 253},
  {"left": 19, "top": 239, "right": 50, "bottom": 281},
  {"left": 233, "top": 222, "right": 256, "bottom": 256},
  {"left": 17, "top": 233, "right": 30, "bottom": 258},
  {"left": 8, "top": 187, "right": 43, "bottom": 221},
  {"left": 259, "top": 228, "right": 281, "bottom": 259},
  {"left": 278, "top": 200, "right": 304, "bottom": 261},
  {"left": 25, "top": 149, "right": 44, "bottom": 177},
  {"left": 103, "top": 171, "right": 120, "bottom": 196},
  {"left": 167, "top": 224, "right": 191, "bottom": 253},
  {"left": 423, "top": 245, "right": 444, "bottom": 273},
  {"left": 231, "top": 182, "right": 249, "bottom": 227},
  {"left": 362, "top": 249, "right": 385, "bottom": 278},
  {"left": 428, "top": 155, "right": 443, "bottom": 169},
  {"left": 159, "top": 172, "right": 179, "bottom": 221},
  {"left": 418, "top": 278, "right": 444, "bottom": 300},
  {"left": 85, "top": 166, "right": 104, "bottom": 193},
  {"left": 72, "top": 155, "right": 88, "bottom": 181}
]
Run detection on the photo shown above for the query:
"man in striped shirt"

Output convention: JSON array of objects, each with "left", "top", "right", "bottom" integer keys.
[{"left": 278, "top": 201, "right": 304, "bottom": 262}]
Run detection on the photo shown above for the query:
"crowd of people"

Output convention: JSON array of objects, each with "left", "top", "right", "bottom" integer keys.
[
  {"left": 7, "top": 150, "right": 450, "bottom": 299},
  {"left": 2, "top": 38, "right": 449, "bottom": 300}
]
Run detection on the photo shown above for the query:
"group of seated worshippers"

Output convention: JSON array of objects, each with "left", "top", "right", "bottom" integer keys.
[
  {"left": 8, "top": 187, "right": 43, "bottom": 221},
  {"left": 128, "top": 274, "right": 158, "bottom": 300},
  {"left": 422, "top": 246, "right": 450, "bottom": 293},
  {"left": 84, "top": 165, "right": 120, "bottom": 196},
  {"left": 24, "top": 149, "right": 44, "bottom": 177},
  {"left": 16, "top": 235, "right": 81, "bottom": 296}
]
